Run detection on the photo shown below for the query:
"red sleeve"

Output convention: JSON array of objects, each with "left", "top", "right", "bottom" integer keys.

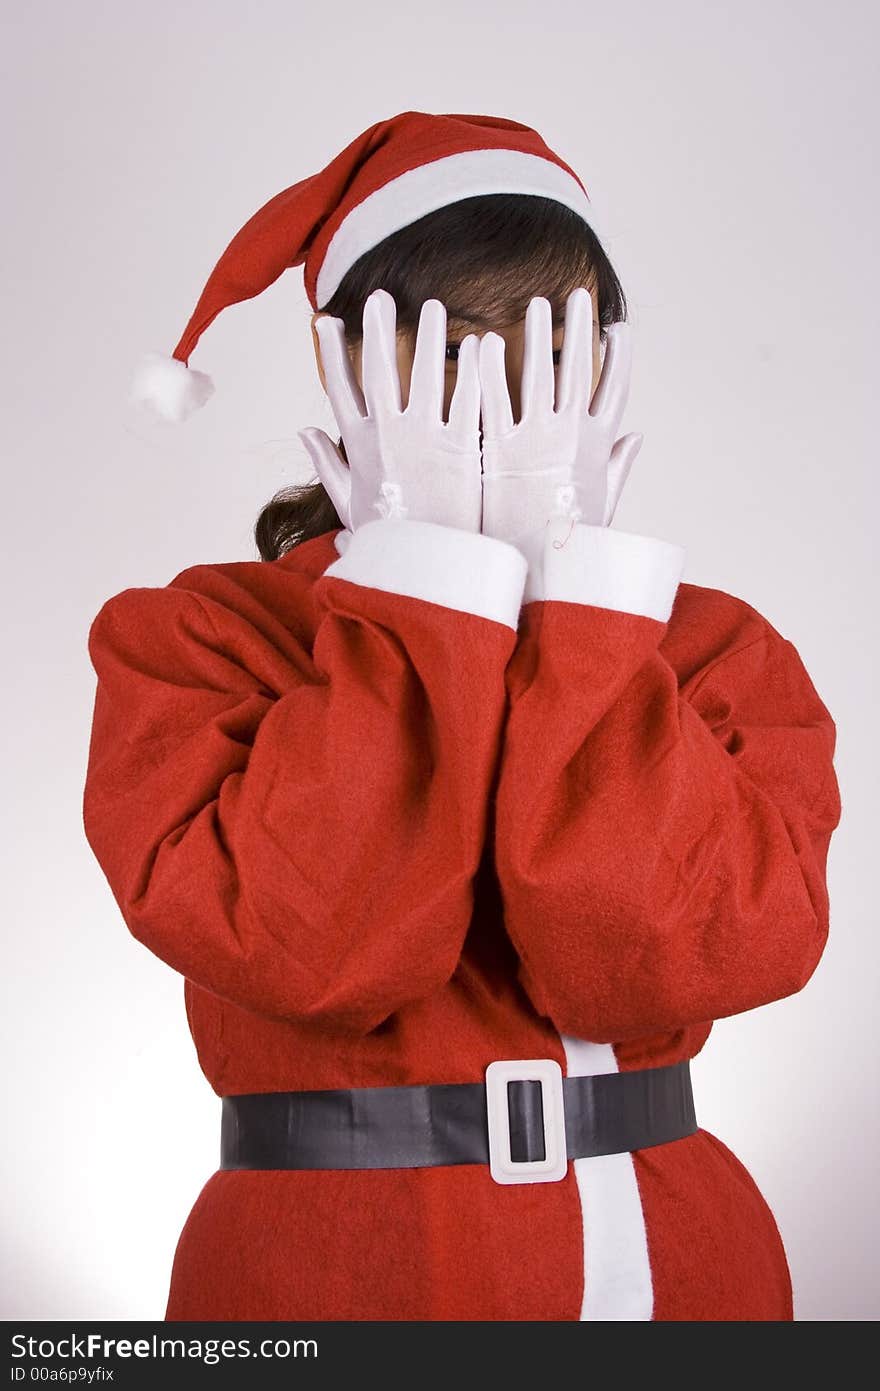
[
  {"left": 83, "top": 518, "right": 527, "bottom": 1035},
  {"left": 493, "top": 518, "right": 842, "bottom": 1043}
]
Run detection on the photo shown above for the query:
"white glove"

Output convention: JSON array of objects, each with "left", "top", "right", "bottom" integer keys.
[
  {"left": 478, "top": 287, "right": 643, "bottom": 544},
  {"left": 298, "top": 287, "right": 483, "bottom": 534}
]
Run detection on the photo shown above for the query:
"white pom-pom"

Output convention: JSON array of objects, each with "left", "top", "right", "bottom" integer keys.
[{"left": 128, "top": 351, "right": 215, "bottom": 423}]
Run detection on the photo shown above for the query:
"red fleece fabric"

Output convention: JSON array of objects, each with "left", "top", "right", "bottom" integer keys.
[
  {"left": 495, "top": 567, "right": 839, "bottom": 1040},
  {"left": 82, "top": 526, "right": 840, "bottom": 1321}
]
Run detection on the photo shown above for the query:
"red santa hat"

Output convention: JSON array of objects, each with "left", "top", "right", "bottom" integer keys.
[{"left": 130, "top": 109, "right": 599, "bottom": 422}]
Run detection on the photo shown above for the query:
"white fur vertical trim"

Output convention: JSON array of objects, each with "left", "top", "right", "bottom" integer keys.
[{"left": 560, "top": 1035, "right": 654, "bottom": 1321}]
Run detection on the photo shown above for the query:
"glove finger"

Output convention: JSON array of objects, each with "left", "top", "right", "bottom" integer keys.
[
  {"left": 478, "top": 332, "right": 515, "bottom": 438},
  {"left": 555, "top": 286, "right": 593, "bottom": 415},
  {"left": 447, "top": 333, "right": 481, "bottom": 440},
  {"left": 521, "top": 296, "right": 555, "bottom": 421},
  {"left": 408, "top": 298, "right": 446, "bottom": 422},
  {"left": 602, "top": 431, "right": 643, "bottom": 526},
  {"left": 361, "top": 288, "right": 403, "bottom": 418},
  {"left": 314, "top": 314, "right": 366, "bottom": 434},
  {"left": 589, "top": 320, "right": 633, "bottom": 431},
  {"left": 298, "top": 427, "right": 353, "bottom": 531}
]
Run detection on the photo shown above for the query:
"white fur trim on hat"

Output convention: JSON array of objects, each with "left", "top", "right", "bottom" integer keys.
[
  {"left": 128, "top": 352, "right": 215, "bottom": 423},
  {"left": 317, "top": 148, "right": 599, "bottom": 308}
]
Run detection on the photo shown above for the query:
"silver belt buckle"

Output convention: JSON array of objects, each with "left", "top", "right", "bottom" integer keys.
[{"left": 485, "top": 1058, "right": 568, "bottom": 1185}]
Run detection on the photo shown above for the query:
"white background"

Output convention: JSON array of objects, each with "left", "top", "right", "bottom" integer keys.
[{"left": 1, "top": 0, "right": 876, "bottom": 1320}]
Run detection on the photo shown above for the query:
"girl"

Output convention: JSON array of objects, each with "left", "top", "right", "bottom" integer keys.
[{"left": 84, "top": 110, "right": 841, "bottom": 1321}]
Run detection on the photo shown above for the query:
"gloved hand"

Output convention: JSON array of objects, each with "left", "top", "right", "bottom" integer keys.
[
  {"left": 298, "top": 287, "right": 483, "bottom": 534},
  {"left": 478, "top": 286, "right": 644, "bottom": 544}
]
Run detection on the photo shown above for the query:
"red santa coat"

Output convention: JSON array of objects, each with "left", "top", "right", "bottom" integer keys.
[{"left": 82, "top": 516, "right": 841, "bottom": 1322}]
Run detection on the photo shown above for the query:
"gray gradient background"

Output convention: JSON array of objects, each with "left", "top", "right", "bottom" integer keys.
[{"left": 2, "top": 0, "right": 876, "bottom": 1321}]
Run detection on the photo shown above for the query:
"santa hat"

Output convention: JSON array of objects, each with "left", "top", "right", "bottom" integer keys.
[{"left": 129, "top": 109, "right": 598, "bottom": 423}]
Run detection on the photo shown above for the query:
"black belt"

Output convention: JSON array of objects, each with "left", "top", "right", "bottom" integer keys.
[{"left": 220, "top": 1058, "right": 697, "bottom": 1185}]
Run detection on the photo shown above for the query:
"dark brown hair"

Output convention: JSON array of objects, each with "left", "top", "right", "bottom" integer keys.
[{"left": 253, "top": 193, "right": 628, "bottom": 561}]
